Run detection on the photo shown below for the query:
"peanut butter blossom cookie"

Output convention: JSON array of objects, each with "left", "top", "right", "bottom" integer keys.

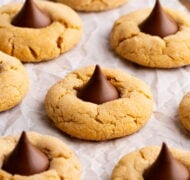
[
  {"left": 111, "top": 0, "right": 190, "bottom": 68},
  {"left": 0, "top": 131, "right": 81, "bottom": 179},
  {"left": 50, "top": 0, "right": 127, "bottom": 12},
  {"left": 0, "top": 0, "right": 82, "bottom": 62},
  {"left": 111, "top": 143, "right": 190, "bottom": 180},
  {"left": 179, "top": 92, "right": 190, "bottom": 132},
  {"left": 0, "top": 51, "right": 29, "bottom": 112},
  {"left": 45, "top": 65, "right": 153, "bottom": 141}
]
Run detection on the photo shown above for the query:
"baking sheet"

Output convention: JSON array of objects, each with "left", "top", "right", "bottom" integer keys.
[{"left": 0, "top": 0, "right": 190, "bottom": 179}]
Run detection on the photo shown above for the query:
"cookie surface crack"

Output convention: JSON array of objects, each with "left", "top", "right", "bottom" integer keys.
[
  {"left": 116, "top": 33, "right": 138, "bottom": 48},
  {"left": 28, "top": 46, "right": 38, "bottom": 59}
]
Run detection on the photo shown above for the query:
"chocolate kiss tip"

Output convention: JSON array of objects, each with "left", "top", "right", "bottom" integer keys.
[
  {"left": 12, "top": 0, "right": 51, "bottom": 28},
  {"left": 2, "top": 131, "right": 49, "bottom": 175},
  {"left": 78, "top": 65, "right": 119, "bottom": 104},
  {"left": 139, "top": 0, "right": 178, "bottom": 38},
  {"left": 143, "top": 142, "right": 190, "bottom": 180}
]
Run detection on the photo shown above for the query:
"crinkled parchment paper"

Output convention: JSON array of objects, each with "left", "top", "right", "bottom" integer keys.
[{"left": 0, "top": 0, "right": 190, "bottom": 179}]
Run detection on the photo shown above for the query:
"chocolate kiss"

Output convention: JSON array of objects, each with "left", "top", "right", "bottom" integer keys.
[
  {"left": 143, "top": 143, "right": 190, "bottom": 180},
  {"left": 12, "top": 0, "right": 51, "bottom": 28},
  {"left": 139, "top": 0, "right": 178, "bottom": 38},
  {"left": 2, "top": 132, "right": 49, "bottom": 175},
  {"left": 78, "top": 65, "right": 119, "bottom": 104}
]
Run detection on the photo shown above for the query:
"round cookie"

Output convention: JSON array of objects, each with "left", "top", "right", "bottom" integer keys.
[
  {"left": 111, "top": 146, "right": 190, "bottom": 180},
  {"left": 179, "top": 92, "right": 190, "bottom": 132},
  {"left": 0, "top": 132, "right": 81, "bottom": 180},
  {"left": 45, "top": 66, "right": 153, "bottom": 141},
  {"left": 0, "top": 1, "right": 82, "bottom": 62},
  {"left": 111, "top": 8, "right": 190, "bottom": 68},
  {"left": 0, "top": 51, "right": 29, "bottom": 112},
  {"left": 50, "top": 0, "right": 127, "bottom": 12}
]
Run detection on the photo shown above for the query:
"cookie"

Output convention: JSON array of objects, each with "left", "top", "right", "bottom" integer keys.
[
  {"left": 45, "top": 66, "right": 153, "bottom": 141},
  {"left": 179, "top": 92, "right": 190, "bottom": 132},
  {"left": 0, "top": 0, "right": 82, "bottom": 62},
  {"left": 0, "top": 51, "right": 29, "bottom": 112},
  {"left": 0, "top": 131, "right": 81, "bottom": 180},
  {"left": 50, "top": 0, "right": 127, "bottom": 12},
  {"left": 111, "top": 3, "right": 190, "bottom": 68},
  {"left": 111, "top": 145, "right": 190, "bottom": 180}
]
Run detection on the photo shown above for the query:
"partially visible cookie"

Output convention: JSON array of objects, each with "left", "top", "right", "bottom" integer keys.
[
  {"left": 0, "top": 0, "right": 82, "bottom": 62},
  {"left": 0, "top": 131, "right": 81, "bottom": 180},
  {"left": 111, "top": 2, "right": 190, "bottom": 68},
  {"left": 45, "top": 66, "right": 153, "bottom": 141},
  {"left": 51, "top": 0, "right": 127, "bottom": 12},
  {"left": 0, "top": 51, "right": 29, "bottom": 112},
  {"left": 179, "top": 92, "right": 190, "bottom": 132},
  {"left": 111, "top": 145, "right": 190, "bottom": 180}
]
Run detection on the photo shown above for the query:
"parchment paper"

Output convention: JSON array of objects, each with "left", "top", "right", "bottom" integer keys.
[{"left": 0, "top": 0, "right": 190, "bottom": 179}]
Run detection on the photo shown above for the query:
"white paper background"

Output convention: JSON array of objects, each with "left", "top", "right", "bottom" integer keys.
[{"left": 0, "top": 0, "right": 190, "bottom": 179}]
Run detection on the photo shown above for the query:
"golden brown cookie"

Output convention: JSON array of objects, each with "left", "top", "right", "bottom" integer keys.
[
  {"left": 111, "top": 8, "right": 190, "bottom": 68},
  {"left": 179, "top": 92, "right": 190, "bottom": 132},
  {"left": 0, "top": 132, "right": 81, "bottom": 180},
  {"left": 50, "top": 0, "right": 127, "bottom": 12},
  {"left": 0, "top": 1, "right": 82, "bottom": 62},
  {"left": 45, "top": 66, "right": 153, "bottom": 141},
  {"left": 0, "top": 51, "right": 29, "bottom": 112},
  {"left": 111, "top": 146, "right": 190, "bottom": 180}
]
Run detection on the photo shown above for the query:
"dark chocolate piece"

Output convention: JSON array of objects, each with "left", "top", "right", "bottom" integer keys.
[
  {"left": 12, "top": 0, "right": 51, "bottom": 28},
  {"left": 139, "top": 0, "right": 178, "bottom": 38},
  {"left": 2, "top": 131, "right": 49, "bottom": 175},
  {"left": 78, "top": 65, "right": 119, "bottom": 104},
  {"left": 143, "top": 143, "right": 190, "bottom": 180}
]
